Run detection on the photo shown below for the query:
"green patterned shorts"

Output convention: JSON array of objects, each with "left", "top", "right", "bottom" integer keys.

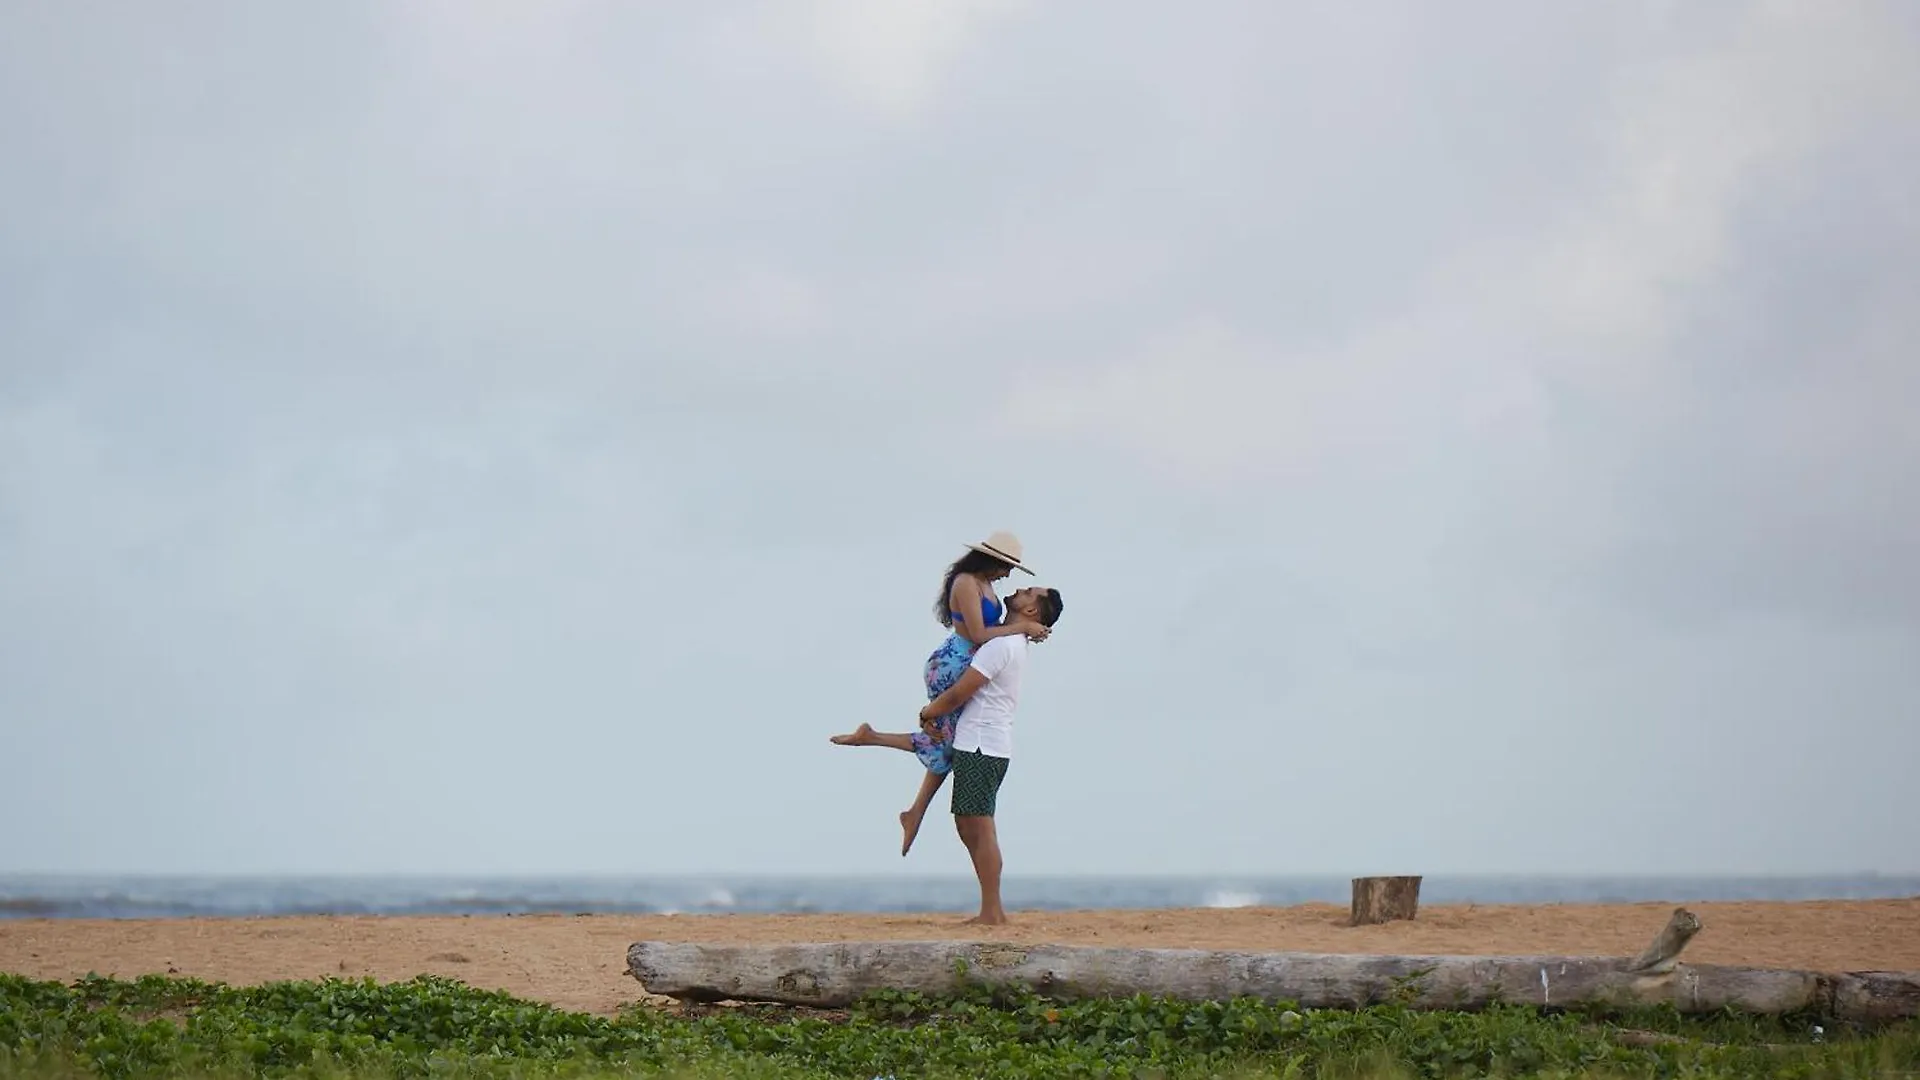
[{"left": 950, "top": 749, "right": 1011, "bottom": 817}]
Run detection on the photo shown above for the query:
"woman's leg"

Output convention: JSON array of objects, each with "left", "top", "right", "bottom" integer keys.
[
  {"left": 899, "top": 636, "right": 972, "bottom": 854},
  {"left": 899, "top": 767, "right": 948, "bottom": 857},
  {"left": 828, "top": 723, "right": 916, "bottom": 752},
  {"left": 828, "top": 723, "right": 950, "bottom": 855},
  {"left": 828, "top": 723, "right": 950, "bottom": 854}
]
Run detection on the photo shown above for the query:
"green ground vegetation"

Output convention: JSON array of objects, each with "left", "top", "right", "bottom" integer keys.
[{"left": 3, "top": 971, "right": 1916, "bottom": 1079}]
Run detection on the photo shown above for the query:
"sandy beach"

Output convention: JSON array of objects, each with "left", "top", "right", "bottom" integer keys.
[{"left": 4, "top": 900, "right": 1917, "bottom": 1016}]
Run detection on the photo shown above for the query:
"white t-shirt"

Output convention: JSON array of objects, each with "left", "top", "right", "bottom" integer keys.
[{"left": 950, "top": 634, "right": 1028, "bottom": 759}]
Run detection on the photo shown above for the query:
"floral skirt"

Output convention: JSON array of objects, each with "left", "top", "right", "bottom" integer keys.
[{"left": 910, "top": 633, "right": 976, "bottom": 775}]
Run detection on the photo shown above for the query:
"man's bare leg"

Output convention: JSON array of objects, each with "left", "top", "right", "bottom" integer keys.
[
  {"left": 899, "top": 769, "right": 947, "bottom": 857},
  {"left": 828, "top": 723, "right": 916, "bottom": 752},
  {"left": 955, "top": 815, "right": 1007, "bottom": 925}
]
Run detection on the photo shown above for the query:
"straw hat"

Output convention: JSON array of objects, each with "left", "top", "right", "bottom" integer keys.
[{"left": 966, "top": 530, "right": 1034, "bottom": 575}]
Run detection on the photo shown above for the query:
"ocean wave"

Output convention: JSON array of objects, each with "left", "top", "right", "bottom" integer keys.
[{"left": 3, "top": 874, "right": 1916, "bottom": 921}]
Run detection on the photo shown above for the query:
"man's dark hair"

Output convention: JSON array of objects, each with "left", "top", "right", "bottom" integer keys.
[{"left": 1038, "top": 588, "right": 1064, "bottom": 628}]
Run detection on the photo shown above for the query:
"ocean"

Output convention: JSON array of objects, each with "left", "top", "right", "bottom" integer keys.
[{"left": 3, "top": 873, "right": 1916, "bottom": 920}]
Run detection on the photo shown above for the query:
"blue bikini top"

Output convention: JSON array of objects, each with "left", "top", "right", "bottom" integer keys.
[{"left": 951, "top": 592, "right": 1004, "bottom": 633}]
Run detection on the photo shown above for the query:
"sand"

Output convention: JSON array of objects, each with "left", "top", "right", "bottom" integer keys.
[{"left": 4, "top": 900, "right": 1918, "bottom": 1016}]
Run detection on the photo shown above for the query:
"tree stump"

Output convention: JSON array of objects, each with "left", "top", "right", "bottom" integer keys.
[{"left": 1350, "top": 875, "right": 1422, "bottom": 926}]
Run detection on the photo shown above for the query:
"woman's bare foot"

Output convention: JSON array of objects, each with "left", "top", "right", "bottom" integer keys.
[
  {"left": 829, "top": 723, "right": 877, "bottom": 746},
  {"left": 964, "top": 912, "right": 1010, "bottom": 926},
  {"left": 899, "top": 808, "right": 926, "bottom": 856}
]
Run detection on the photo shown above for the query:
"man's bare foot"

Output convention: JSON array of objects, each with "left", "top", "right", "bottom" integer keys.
[
  {"left": 899, "top": 808, "right": 926, "bottom": 856},
  {"left": 829, "top": 723, "right": 877, "bottom": 747},
  {"left": 964, "top": 912, "right": 1010, "bottom": 926}
]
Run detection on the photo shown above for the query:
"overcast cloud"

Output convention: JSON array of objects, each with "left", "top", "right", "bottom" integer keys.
[{"left": 2, "top": 1, "right": 1916, "bottom": 878}]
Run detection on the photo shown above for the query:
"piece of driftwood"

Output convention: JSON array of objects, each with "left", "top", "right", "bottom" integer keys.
[
  {"left": 1625, "top": 907, "right": 1702, "bottom": 973},
  {"left": 1605, "top": 1028, "right": 1691, "bottom": 1048},
  {"left": 1599, "top": 1027, "right": 1795, "bottom": 1052},
  {"left": 626, "top": 940, "right": 1920, "bottom": 1021},
  {"left": 1832, "top": 970, "right": 1920, "bottom": 1023},
  {"left": 1350, "top": 876, "right": 1422, "bottom": 925}
]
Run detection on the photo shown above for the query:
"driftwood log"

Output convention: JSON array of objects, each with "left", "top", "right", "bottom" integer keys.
[
  {"left": 626, "top": 941, "right": 1920, "bottom": 1021},
  {"left": 1350, "top": 876, "right": 1422, "bottom": 925},
  {"left": 1626, "top": 907, "right": 1702, "bottom": 973}
]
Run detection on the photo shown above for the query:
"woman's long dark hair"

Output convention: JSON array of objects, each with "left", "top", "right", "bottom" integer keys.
[{"left": 935, "top": 549, "right": 1015, "bottom": 627}]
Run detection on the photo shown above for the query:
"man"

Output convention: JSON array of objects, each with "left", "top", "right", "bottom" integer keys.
[
  {"left": 829, "top": 585, "right": 1065, "bottom": 922},
  {"left": 912, "top": 584, "right": 1064, "bottom": 925}
]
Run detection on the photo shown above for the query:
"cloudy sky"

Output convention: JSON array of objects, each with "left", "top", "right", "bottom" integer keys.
[{"left": 3, "top": 1, "right": 1916, "bottom": 879}]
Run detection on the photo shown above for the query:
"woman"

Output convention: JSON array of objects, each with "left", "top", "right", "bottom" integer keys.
[{"left": 831, "top": 531, "right": 1050, "bottom": 855}]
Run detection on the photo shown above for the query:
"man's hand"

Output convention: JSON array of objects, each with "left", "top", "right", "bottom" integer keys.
[{"left": 919, "top": 711, "right": 943, "bottom": 738}]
